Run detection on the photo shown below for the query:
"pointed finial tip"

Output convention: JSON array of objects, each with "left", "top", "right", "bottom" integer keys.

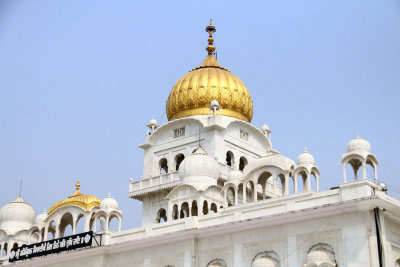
[
  {"left": 304, "top": 145, "right": 307, "bottom": 152},
  {"left": 356, "top": 133, "right": 360, "bottom": 138},
  {"left": 205, "top": 20, "right": 216, "bottom": 55},
  {"left": 75, "top": 179, "right": 80, "bottom": 191}
]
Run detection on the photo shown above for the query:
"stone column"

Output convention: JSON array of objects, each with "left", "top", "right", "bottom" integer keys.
[
  {"left": 72, "top": 219, "right": 76, "bottom": 235},
  {"left": 242, "top": 184, "right": 246, "bottom": 204},
  {"left": 55, "top": 225, "right": 60, "bottom": 239},
  {"left": 93, "top": 217, "right": 97, "bottom": 232},
  {"left": 374, "top": 164, "right": 378, "bottom": 184},
  {"left": 307, "top": 172, "right": 311, "bottom": 192},
  {"left": 284, "top": 174, "right": 289, "bottom": 195},
  {"left": 44, "top": 226, "right": 49, "bottom": 241},
  {"left": 343, "top": 164, "right": 347, "bottom": 183},
  {"left": 253, "top": 181, "right": 257, "bottom": 202},
  {"left": 105, "top": 216, "right": 109, "bottom": 231},
  {"left": 235, "top": 188, "right": 238, "bottom": 205},
  {"left": 363, "top": 162, "right": 367, "bottom": 180}
]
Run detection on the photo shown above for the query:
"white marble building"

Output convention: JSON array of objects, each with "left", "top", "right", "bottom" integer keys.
[{"left": 1, "top": 22, "right": 400, "bottom": 267}]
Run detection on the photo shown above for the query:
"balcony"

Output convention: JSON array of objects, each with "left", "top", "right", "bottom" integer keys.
[{"left": 129, "top": 171, "right": 181, "bottom": 199}]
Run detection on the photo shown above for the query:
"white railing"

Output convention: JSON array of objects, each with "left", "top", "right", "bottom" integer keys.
[{"left": 129, "top": 171, "right": 180, "bottom": 192}]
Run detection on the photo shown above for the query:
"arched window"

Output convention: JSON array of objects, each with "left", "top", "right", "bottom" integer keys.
[
  {"left": 95, "top": 217, "right": 106, "bottom": 232},
  {"left": 180, "top": 202, "right": 189, "bottom": 218},
  {"left": 246, "top": 181, "right": 255, "bottom": 203},
  {"left": 12, "top": 243, "right": 18, "bottom": 250},
  {"left": 203, "top": 200, "right": 209, "bottom": 215},
  {"left": 156, "top": 208, "right": 167, "bottom": 223},
  {"left": 47, "top": 220, "right": 56, "bottom": 240},
  {"left": 237, "top": 183, "right": 244, "bottom": 204},
  {"left": 296, "top": 171, "right": 308, "bottom": 192},
  {"left": 75, "top": 214, "right": 85, "bottom": 234},
  {"left": 305, "top": 243, "right": 336, "bottom": 267},
  {"left": 347, "top": 158, "right": 363, "bottom": 180},
  {"left": 277, "top": 174, "right": 286, "bottom": 196},
  {"left": 395, "top": 259, "right": 400, "bottom": 267},
  {"left": 226, "top": 187, "right": 235, "bottom": 206},
  {"left": 108, "top": 216, "right": 120, "bottom": 232},
  {"left": 257, "top": 172, "right": 272, "bottom": 200},
  {"left": 160, "top": 158, "right": 168, "bottom": 174},
  {"left": 59, "top": 212, "right": 73, "bottom": 237},
  {"left": 175, "top": 154, "right": 185, "bottom": 171},
  {"left": 2, "top": 243, "right": 7, "bottom": 256},
  {"left": 252, "top": 251, "right": 280, "bottom": 267},
  {"left": 172, "top": 204, "right": 178, "bottom": 220},
  {"left": 210, "top": 203, "right": 217, "bottom": 213},
  {"left": 207, "top": 258, "right": 227, "bottom": 267},
  {"left": 191, "top": 200, "right": 198, "bottom": 216},
  {"left": 226, "top": 151, "right": 234, "bottom": 167},
  {"left": 239, "top": 156, "right": 248, "bottom": 171}
]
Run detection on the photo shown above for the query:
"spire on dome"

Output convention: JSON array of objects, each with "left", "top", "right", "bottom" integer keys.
[
  {"left": 71, "top": 179, "right": 82, "bottom": 197},
  {"left": 205, "top": 19, "right": 216, "bottom": 55},
  {"left": 19, "top": 180, "right": 22, "bottom": 197}
]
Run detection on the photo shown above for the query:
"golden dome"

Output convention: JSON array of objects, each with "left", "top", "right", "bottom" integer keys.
[
  {"left": 48, "top": 180, "right": 101, "bottom": 215},
  {"left": 166, "top": 21, "right": 253, "bottom": 122}
]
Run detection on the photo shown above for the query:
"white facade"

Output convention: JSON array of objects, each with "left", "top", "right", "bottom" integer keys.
[{"left": 1, "top": 24, "right": 400, "bottom": 267}]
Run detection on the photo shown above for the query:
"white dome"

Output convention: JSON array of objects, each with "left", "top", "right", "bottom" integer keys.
[
  {"left": 149, "top": 118, "right": 158, "bottom": 126},
  {"left": 178, "top": 147, "right": 219, "bottom": 190},
  {"left": 210, "top": 99, "right": 220, "bottom": 107},
  {"left": 297, "top": 148, "right": 315, "bottom": 165},
  {"left": 100, "top": 194, "right": 119, "bottom": 211},
  {"left": 261, "top": 123, "right": 270, "bottom": 133},
  {"left": 0, "top": 196, "right": 35, "bottom": 234},
  {"left": 35, "top": 209, "right": 47, "bottom": 225},
  {"left": 228, "top": 170, "right": 242, "bottom": 182},
  {"left": 347, "top": 136, "right": 371, "bottom": 152}
]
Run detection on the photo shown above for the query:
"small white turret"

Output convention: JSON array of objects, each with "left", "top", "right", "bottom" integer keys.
[
  {"left": 147, "top": 118, "right": 159, "bottom": 135},
  {"left": 294, "top": 147, "right": 320, "bottom": 193},
  {"left": 100, "top": 193, "right": 119, "bottom": 212},
  {"left": 208, "top": 99, "right": 222, "bottom": 116},
  {"left": 178, "top": 146, "right": 219, "bottom": 190},
  {"left": 341, "top": 135, "right": 379, "bottom": 183}
]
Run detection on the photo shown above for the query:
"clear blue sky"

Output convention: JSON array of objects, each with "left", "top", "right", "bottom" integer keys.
[{"left": 1, "top": 1, "right": 399, "bottom": 229}]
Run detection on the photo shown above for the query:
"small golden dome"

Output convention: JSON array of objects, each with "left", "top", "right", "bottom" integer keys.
[
  {"left": 166, "top": 21, "right": 253, "bottom": 122},
  {"left": 48, "top": 179, "right": 101, "bottom": 215}
]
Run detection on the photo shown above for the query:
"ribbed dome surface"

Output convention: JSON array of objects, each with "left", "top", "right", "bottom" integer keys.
[
  {"left": 0, "top": 196, "right": 35, "bottom": 234},
  {"left": 48, "top": 180, "right": 100, "bottom": 215},
  {"left": 297, "top": 150, "right": 315, "bottom": 165},
  {"left": 166, "top": 55, "right": 253, "bottom": 122},
  {"left": 178, "top": 147, "right": 219, "bottom": 189},
  {"left": 35, "top": 210, "right": 47, "bottom": 225},
  {"left": 347, "top": 136, "right": 371, "bottom": 152},
  {"left": 100, "top": 194, "right": 119, "bottom": 211}
]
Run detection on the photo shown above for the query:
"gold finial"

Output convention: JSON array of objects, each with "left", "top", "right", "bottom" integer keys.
[
  {"left": 75, "top": 179, "right": 80, "bottom": 191},
  {"left": 205, "top": 19, "right": 216, "bottom": 55}
]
